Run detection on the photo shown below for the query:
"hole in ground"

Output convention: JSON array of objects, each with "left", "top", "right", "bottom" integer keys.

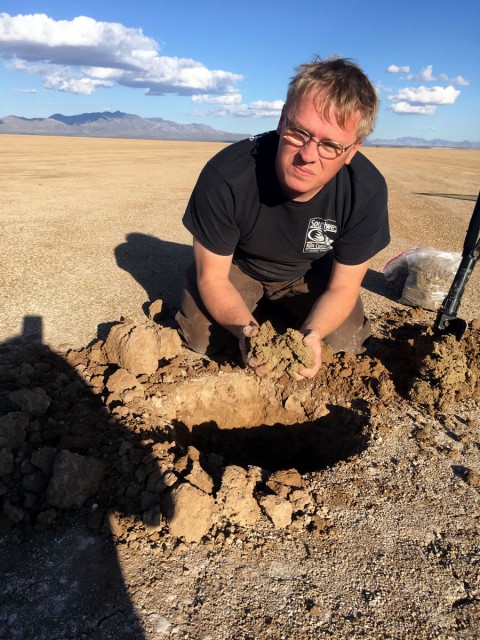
[{"left": 177, "top": 404, "right": 369, "bottom": 473}]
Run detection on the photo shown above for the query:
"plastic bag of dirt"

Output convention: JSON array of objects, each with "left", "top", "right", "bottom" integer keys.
[{"left": 383, "top": 247, "right": 461, "bottom": 311}]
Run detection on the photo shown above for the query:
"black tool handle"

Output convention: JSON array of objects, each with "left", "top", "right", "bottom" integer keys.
[
  {"left": 463, "top": 191, "right": 480, "bottom": 254},
  {"left": 441, "top": 253, "right": 478, "bottom": 318},
  {"left": 441, "top": 192, "right": 480, "bottom": 317}
]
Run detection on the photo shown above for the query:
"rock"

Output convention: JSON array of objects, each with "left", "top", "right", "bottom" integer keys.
[
  {"left": 0, "top": 449, "right": 14, "bottom": 477},
  {"left": 104, "top": 509, "right": 126, "bottom": 540},
  {"left": 148, "top": 299, "right": 169, "bottom": 322},
  {"left": 3, "top": 499, "right": 25, "bottom": 524},
  {"left": 173, "top": 455, "right": 189, "bottom": 474},
  {"left": 103, "top": 320, "right": 182, "bottom": 376},
  {"left": 150, "top": 441, "right": 174, "bottom": 460},
  {"left": 146, "top": 468, "right": 170, "bottom": 493},
  {"left": 217, "top": 465, "right": 262, "bottom": 526},
  {"left": 162, "top": 471, "right": 178, "bottom": 488},
  {"left": 265, "top": 479, "right": 290, "bottom": 499},
  {"left": 289, "top": 489, "right": 314, "bottom": 512},
  {"left": 8, "top": 387, "right": 51, "bottom": 417},
  {"left": 141, "top": 490, "right": 160, "bottom": 512},
  {"left": 142, "top": 505, "right": 163, "bottom": 533},
  {"left": 35, "top": 509, "right": 57, "bottom": 527},
  {"left": 268, "top": 468, "right": 303, "bottom": 488},
  {"left": 185, "top": 460, "right": 214, "bottom": 495},
  {"left": 47, "top": 450, "right": 106, "bottom": 509},
  {"left": 187, "top": 446, "right": 201, "bottom": 462},
  {"left": 23, "top": 492, "right": 37, "bottom": 508},
  {"left": 156, "top": 327, "right": 183, "bottom": 361},
  {"left": 162, "top": 482, "right": 215, "bottom": 542},
  {"left": 20, "top": 363, "right": 36, "bottom": 379},
  {"left": 22, "top": 471, "right": 48, "bottom": 494},
  {"left": 31, "top": 447, "right": 57, "bottom": 475},
  {"left": 0, "top": 412, "right": 29, "bottom": 448},
  {"left": 259, "top": 494, "right": 293, "bottom": 529},
  {"left": 105, "top": 368, "right": 145, "bottom": 404},
  {"left": 464, "top": 469, "right": 480, "bottom": 488}
]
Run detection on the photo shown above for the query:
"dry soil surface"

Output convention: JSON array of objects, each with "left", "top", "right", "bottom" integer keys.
[{"left": 1, "top": 136, "right": 479, "bottom": 640}]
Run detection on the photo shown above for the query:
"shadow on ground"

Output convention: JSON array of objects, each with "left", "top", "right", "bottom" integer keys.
[
  {"left": 415, "top": 192, "right": 478, "bottom": 201},
  {"left": 185, "top": 405, "right": 369, "bottom": 475},
  {"left": 0, "top": 317, "right": 148, "bottom": 640},
  {"left": 114, "top": 232, "right": 193, "bottom": 312},
  {"left": 362, "top": 267, "right": 398, "bottom": 300}
]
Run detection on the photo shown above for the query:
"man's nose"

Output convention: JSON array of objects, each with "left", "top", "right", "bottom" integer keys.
[{"left": 299, "top": 138, "right": 318, "bottom": 162}]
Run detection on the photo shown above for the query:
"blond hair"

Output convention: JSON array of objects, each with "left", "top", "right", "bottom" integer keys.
[{"left": 285, "top": 56, "right": 379, "bottom": 141}]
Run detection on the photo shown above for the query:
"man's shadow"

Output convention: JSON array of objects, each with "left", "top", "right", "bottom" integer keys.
[
  {"left": 362, "top": 267, "right": 398, "bottom": 301},
  {"left": 114, "top": 232, "right": 193, "bottom": 313}
]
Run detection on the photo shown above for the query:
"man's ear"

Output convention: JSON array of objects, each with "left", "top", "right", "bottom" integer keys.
[
  {"left": 344, "top": 142, "right": 362, "bottom": 165},
  {"left": 276, "top": 105, "right": 287, "bottom": 134}
]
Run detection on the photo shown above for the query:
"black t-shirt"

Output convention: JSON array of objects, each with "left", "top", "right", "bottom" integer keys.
[{"left": 183, "top": 131, "right": 389, "bottom": 282}]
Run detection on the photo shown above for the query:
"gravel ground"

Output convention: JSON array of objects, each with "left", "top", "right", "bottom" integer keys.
[{"left": 0, "top": 136, "right": 479, "bottom": 640}]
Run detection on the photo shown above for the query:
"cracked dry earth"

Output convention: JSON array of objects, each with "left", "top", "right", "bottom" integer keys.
[{"left": 1, "top": 306, "right": 480, "bottom": 640}]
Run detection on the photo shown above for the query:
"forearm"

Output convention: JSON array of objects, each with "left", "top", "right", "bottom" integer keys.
[
  {"left": 301, "top": 287, "right": 358, "bottom": 339},
  {"left": 198, "top": 276, "right": 256, "bottom": 340},
  {"left": 301, "top": 259, "right": 369, "bottom": 340}
]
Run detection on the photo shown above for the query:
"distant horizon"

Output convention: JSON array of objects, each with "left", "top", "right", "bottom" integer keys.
[{"left": 1, "top": 110, "right": 479, "bottom": 147}]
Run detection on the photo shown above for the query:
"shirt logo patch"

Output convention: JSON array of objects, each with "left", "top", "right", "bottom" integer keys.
[{"left": 303, "top": 218, "right": 336, "bottom": 254}]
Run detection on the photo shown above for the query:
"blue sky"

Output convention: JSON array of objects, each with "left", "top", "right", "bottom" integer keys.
[{"left": 1, "top": 1, "right": 479, "bottom": 141}]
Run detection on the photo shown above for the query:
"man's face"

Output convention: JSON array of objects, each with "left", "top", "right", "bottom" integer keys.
[{"left": 275, "top": 92, "right": 362, "bottom": 202}]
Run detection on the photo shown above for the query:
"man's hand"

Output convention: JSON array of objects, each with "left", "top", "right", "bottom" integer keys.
[
  {"left": 239, "top": 323, "right": 279, "bottom": 377},
  {"left": 238, "top": 322, "right": 258, "bottom": 363},
  {"left": 289, "top": 328, "right": 322, "bottom": 381}
]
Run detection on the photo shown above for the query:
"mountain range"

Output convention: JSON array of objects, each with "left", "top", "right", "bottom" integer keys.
[
  {"left": 0, "top": 111, "right": 478, "bottom": 148},
  {"left": 0, "top": 111, "right": 246, "bottom": 143},
  {"left": 366, "top": 136, "right": 479, "bottom": 149}
]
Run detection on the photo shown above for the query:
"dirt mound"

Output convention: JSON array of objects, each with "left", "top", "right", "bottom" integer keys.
[
  {"left": 409, "top": 322, "right": 480, "bottom": 411},
  {"left": 1, "top": 309, "right": 479, "bottom": 545}
]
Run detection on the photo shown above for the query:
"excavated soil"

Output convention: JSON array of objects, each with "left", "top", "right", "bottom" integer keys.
[
  {"left": 247, "top": 321, "right": 315, "bottom": 376},
  {"left": 1, "top": 305, "right": 480, "bottom": 638}
]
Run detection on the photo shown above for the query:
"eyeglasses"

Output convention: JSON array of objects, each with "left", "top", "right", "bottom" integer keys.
[{"left": 283, "top": 117, "right": 357, "bottom": 160}]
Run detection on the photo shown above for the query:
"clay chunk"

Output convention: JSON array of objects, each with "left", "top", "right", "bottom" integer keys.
[{"left": 247, "top": 321, "right": 314, "bottom": 376}]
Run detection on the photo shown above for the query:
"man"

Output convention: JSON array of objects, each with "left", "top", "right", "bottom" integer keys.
[{"left": 176, "top": 56, "right": 389, "bottom": 380}]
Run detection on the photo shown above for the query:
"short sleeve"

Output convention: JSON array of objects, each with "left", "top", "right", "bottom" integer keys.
[
  {"left": 334, "top": 173, "right": 390, "bottom": 265},
  {"left": 182, "top": 163, "right": 240, "bottom": 256}
]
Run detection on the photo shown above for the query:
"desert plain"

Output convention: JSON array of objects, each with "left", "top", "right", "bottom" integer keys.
[
  {"left": 0, "top": 135, "right": 479, "bottom": 639},
  {"left": 1, "top": 135, "right": 478, "bottom": 346}
]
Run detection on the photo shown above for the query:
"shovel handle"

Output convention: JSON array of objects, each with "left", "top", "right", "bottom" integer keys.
[
  {"left": 440, "top": 253, "right": 478, "bottom": 318},
  {"left": 435, "top": 192, "right": 480, "bottom": 327},
  {"left": 463, "top": 191, "right": 480, "bottom": 255}
]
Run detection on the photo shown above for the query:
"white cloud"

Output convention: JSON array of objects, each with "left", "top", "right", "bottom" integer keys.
[
  {"left": 44, "top": 71, "right": 113, "bottom": 95},
  {"left": 451, "top": 75, "right": 469, "bottom": 86},
  {"left": 439, "top": 72, "right": 469, "bottom": 86},
  {"left": 391, "top": 85, "right": 460, "bottom": 105},
  {"left": 386, "top": 64, "right": 410, "bottom": 73},
  {"left": 194, "top": 99, "right": 284, "bottom": 118},
  {"left": 13, "top": 87, "right": 37, "bottom": 93},
  {"left": 0, "top": 12, "right": 243, "bottom": 97},
  {"left": 83, "top": 66, "right": 124, "bottom": 80},
  {"left": 388, "top": 102, "right": 437, "bottom": 115},
  {"left": 192, "top": 94, "right": 242, "bottom": 105},
  {"left": 407, "top": 64, "right": 436, "bottom": 82}
]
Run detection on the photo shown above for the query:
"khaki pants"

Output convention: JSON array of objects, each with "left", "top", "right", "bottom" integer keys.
[{"left": 175, "top": 258, "right": 371, "bottom": 357}]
